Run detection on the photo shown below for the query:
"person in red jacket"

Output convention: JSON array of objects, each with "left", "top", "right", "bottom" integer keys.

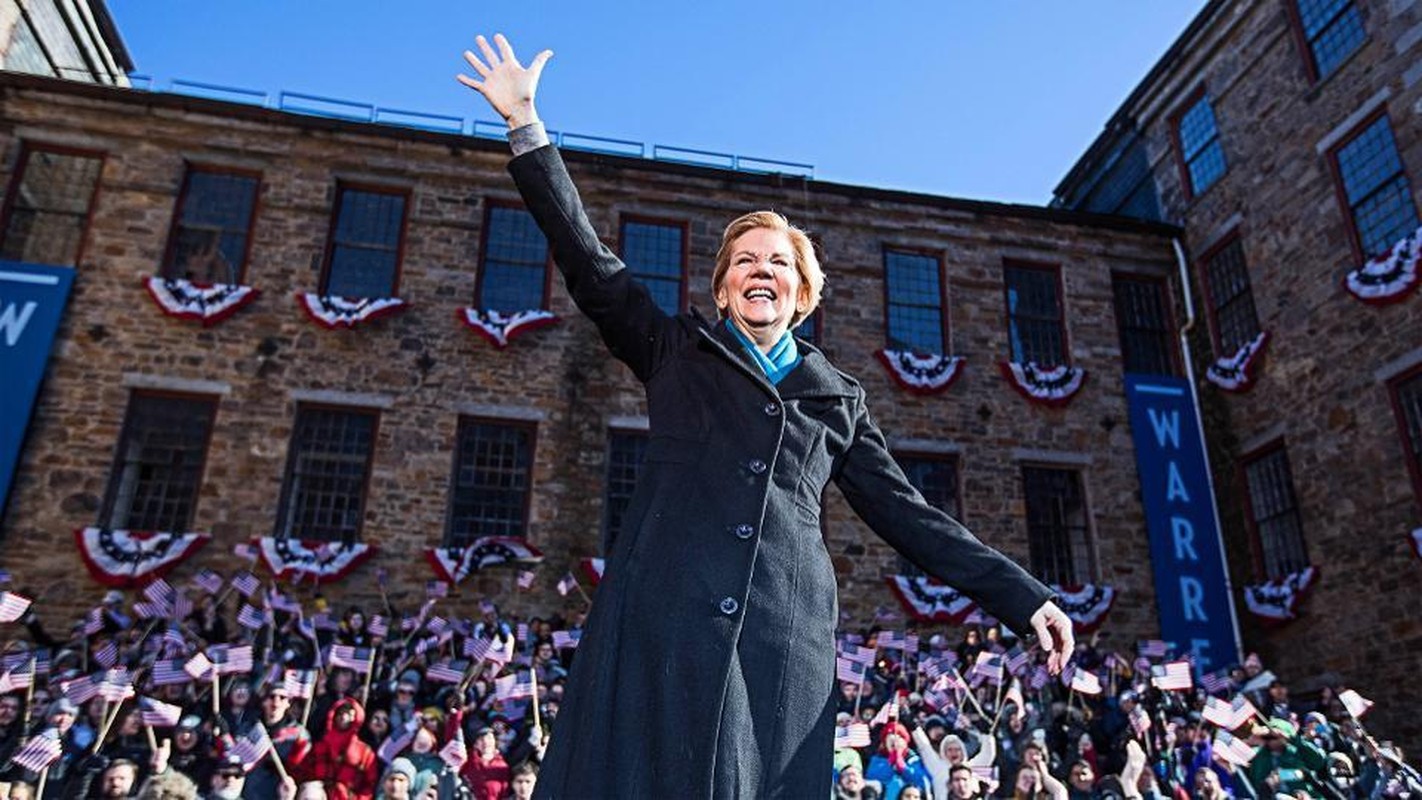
[
  {"left": 305, "top": 696, "right": 379, "bottom": 800},
  {"left": 459, "top": 725, "right": 510, "bottom": 800}
]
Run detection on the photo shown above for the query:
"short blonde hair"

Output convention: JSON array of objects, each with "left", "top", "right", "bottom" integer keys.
[{"left": 711, "top": 211, "right": 824, "bottom": 328}]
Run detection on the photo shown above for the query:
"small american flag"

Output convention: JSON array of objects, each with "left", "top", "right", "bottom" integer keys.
[
  {"left": 1129, "top": 705, "right": 1152, "bottom": 736},
  {"left": 237, "top": 604, "right": 268, "bottom": 631},
  {"left": 426, "top": 616, "right": 448, "bottom": 636},
  {"left": 923, "top": 689, "right": 954, "bottom": 711},
  {"left": 233, "top": 542, "right": 260, "bottom": 564},
  {"left": 11, "top": 729, "right": 63, "bottom": 772},
  {"left": 93, "top": 640, "right": 119, "bottom": 669},
  {"left": 493, "top": 671, "right": 535, "bottom": 700},
  {"left": 439, "top": 732, "right": 469, "bottom": 769},
  {"left": 1202, "top": 696, "right": 1240, "bottom": 729},
  {"left": 1213, "top": 731, "right": 1257, "bottom": 767},
  {"left": 401, "top": 615, "right": 419, "bottom": 632},
  {"left": 555, "top": 573, "right": 577, "bottom": 597},
  {"left": 486, "top": 636, "right": 515, "bottom": 667},
  {"left": 933, "top": 672, "right": 967, "bottom": 693},
  {"left": 1069, "top": 669, "right": 1103, "bottom": 696},
  {"left": 328, "top": 645, "right": 374, "bottom": 673},
  {"left": 970, "top": 652, "right": 1004, "bottom": 685},
  {"left": 230, "top": 724, "right": 273, "bottom": 772},
  {"left": 1339, "top": 689, "right": 1373, "bottom": 719},
  {"left": 132, "top": 601, "right": 164, "bottom": 620},
  {"left": 193, "top": 569, "right": 224, "bottom": 595},
  {"left": 231, "top": 572, "right": 260, "bottom": 598},
  {"left": 1028, "top": 665, "right": 1051, "bottom": 691},
  {"left": 1004, "top": 645, "right": 1031, "bottom": 675},
  {"left": 1150, "top": 660, "right": 1193, "bottom": 692},
  {"left": 551, "top": 630, "right": 581, "bottom": 650},
  {"left": 151, "top": 658, "right": 191, "bottom": 686},
  {"left": 1200, "top": 669, "right": 1232, "bottom": 695},
  {"left": 414, "top": 635, "right": 439, "bottom": 656},
  {"left": 478, "top": 599, "right": 497, "bottom": 616},
  {"left": 184, "top": 652, "right": 214, "bottom": 681},
  {"left": 267, "top": 590, "right": 301, "bottom": 615},
  {"left": 376, "top": 729, "right": 414, "bottom": 763},
  {"left": 366, "top": 615, "right": 388, "bottom": 637},
  {"left": 869, "top": 699, "right": 897, "bottom": 726},
  {"left": 1137, "top": 639, "right": 1171, "bottom": 659},
  {"left": 62, "top": 674, "right": 99, "bottom": 704},
  {"left": 0, "top": 649, "right": 45, "bottom": 673},
  {"left": 0, "top": 665, "right": 34, "bottom": 694},
  {"left": 83, "top": 607, "right": 105, "bottom": 635},
  {"left": 840, "top": 644, "right": 876, "bottom": 667},
  {"left": 920, "top": 653, "right": 958, "bottom": 679},
  {"left": 171, "top": 592, "right": 193, "bottom": 621},
  {"left": 283, "top": 669, "right": 318, "bottom": 699},
  {"left": 139, "top": 696, "right": 183, "bottom": 727},
  {"left": 515, "top": 623, "right": 529, "bottom": 643},
  {"left": 426, "top": 661, "right": 464, "bottom": 684},
  {"left": 98, "top": 668, "right": 135, "bottom": 702},
  {"left": 426, "top": 581, "right": 449, "bottom": 599},
  {"left": 836, "top": 657, "right": 866, "bottom": 684},
  {"left": 209, "top": 645, "right": 254, "bottom": 676},
  {"left": 464, "top": 637, "right": 491, "bottom": 661},
  {"left": 834, "top": 722, "right": 871, "bottom": 749},
  {"left": 143, "top": 579, "right": 176, "bottom": 612},
  {"left": 877, "top": 631, "right": 909, "bottom": 650},
  {"left": 517, "top": 570, "right": 535, "bottom": 589},
  {"left": 0, "top": 591, "right": 33, "bottom": 623}
]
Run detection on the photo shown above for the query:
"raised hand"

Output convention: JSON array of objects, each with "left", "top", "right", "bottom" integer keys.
[
  {"left": 1029, "top": 600, "right": 1076, "bottom": 675},
  {"left": 456, "top": 34, "right": 553, "bottom": 130}
]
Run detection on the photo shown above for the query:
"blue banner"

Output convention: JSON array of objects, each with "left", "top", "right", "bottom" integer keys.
[
  {"left": 1, "top": 261, "right": 76, "bottom": 519},
  {"left": 1124, "top": 374, "right": 1240, "bottom": 672}
]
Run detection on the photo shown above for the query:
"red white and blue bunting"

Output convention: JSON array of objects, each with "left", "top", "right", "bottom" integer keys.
[
  {"left": 74, "top": 528, "right": 210, "bottom": 589},
  {"left": 1242, "top": 565, "right": 1318, "bottom": 624},
  {"left": 999, "top": 361, "right": 1087, "bottom": 407},
  {"left": 459, "top": 308, "right": 560, "bottom": 349},
  {"left": 256, "top": 537, "right": 375, "bottom": 584},
  {"left": 1206, "top": 331, "right": 1269, "bottom": 392},
  {"left": 1344, "top": 224, "right": 1421, "bottom": 305},
  {"left": 1410, "top": 527, "right": 1421, "bottom": 561},
  {"left": 296, "top": 293, "right": 407, "bottom": 329},
  {"left": 579, "top": 557, "right": 605, "bottom": 587},
  {"left": 875, "top": 350, "right": 966, "bottom": 395},
  {"left": 144, "top": 277, "right": 259, "bottom": 326},
  {"left": 424, "top": 537, "right": 545, "bottom": 584},
  {"left": 885, "top": 575, "right": 977, "bottom": 624},
  {"left": 1047, "top": 583, "right": 1116, "bottom": 633}
]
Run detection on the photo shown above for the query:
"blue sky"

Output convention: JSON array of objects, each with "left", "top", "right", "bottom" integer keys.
[{"left": 108, "top": 1, "right": 1204, "bottom": 204}]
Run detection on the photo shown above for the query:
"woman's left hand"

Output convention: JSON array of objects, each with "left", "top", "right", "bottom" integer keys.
[{"left": 1029, "top": 601, "right": 1075, "bottom": 675}]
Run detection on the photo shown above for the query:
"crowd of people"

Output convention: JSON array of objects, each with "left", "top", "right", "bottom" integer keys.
[{"left": 0, "top": 572, "right": 1414, "bottom": 800}]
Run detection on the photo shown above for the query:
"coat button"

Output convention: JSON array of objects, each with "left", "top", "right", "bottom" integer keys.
[
  {"left": 764, "top": 402, "right": 781, "bottom": 416},
  {"left": 747, "top": 459, "right": 767, "bottom": 474},
  {"left": 733, "top": 523, "right": 755, "bottom": 539},
  {"left": 719, "top": 597, "right": 740, "bottom": 615}
]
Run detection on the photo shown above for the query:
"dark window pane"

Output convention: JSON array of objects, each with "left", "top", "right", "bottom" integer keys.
[
  {"left": 323, "top": 187, "right": 405, "bottom": 298},
  {"left": 1297, "top": 0, "right": 1366, "bottom": 78},
  {"left": 1022, "top": 467, "right": 1093, "bottom": 586},
  {"left": 622, "top": 221, "right": 684, "bottom": 315},
  {"left": 0, "top": 147, "right": 102, "bottom": 266},
  {"left": 446, "top": 420, "right": 534, "bottom": 546},
  {"left": 478, "top": 206, "right": 549, "bottom": 311},
  {"left": 603, "top": 430, "right": 648, "bottom": 553},
  {"left": 1203, "top": 240, "right": 1261, "bottom": 355},
  {"left": 895, "top": 454, "right": 960, "bottom": 577},
  {"left": 1392, "top": 371, "right": 1422, "bottom": 504},
  {"left": 884, "top": 249, "right": 945, "bottom": 353},
  {"left": 1112, "top": 275, "right": 1177, "bottom": 376},
  {"left": 276, "top": 407, "right": 377, "bottom": 543},
  {"left": 1004, "top": 265, "right": 1066, "bottom": 366},
  {"left": 1178, "top": 95, "right": 1227, "bottom": 195},
  {"left": 1243, "top": 447, "right": 1310, "bottom": 579},
  {"left": 1335, "top": 117, "right": 1418, "bottom": 258},
  {"left": 794, "top": 310, "right": 821, "bottom": 345},
  {"left": 101, "top": 393, "right": 216, "bottom": 532},
  {"left": 164, "top": 170, "right": 259, "bottom": 284}
]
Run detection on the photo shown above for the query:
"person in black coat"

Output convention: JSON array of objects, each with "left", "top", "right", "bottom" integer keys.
[{"left": 456, "top": 33, "right": 1077, "bottom": 799}]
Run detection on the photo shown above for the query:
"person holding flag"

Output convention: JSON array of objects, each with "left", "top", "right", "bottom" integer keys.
[{"left": 455, "top": 33, "right": 1076, "bottom": 799}]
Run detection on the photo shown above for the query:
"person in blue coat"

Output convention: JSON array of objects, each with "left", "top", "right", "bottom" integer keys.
[{"left": 867, "top": 722, "right": 934, "bottom": 800}]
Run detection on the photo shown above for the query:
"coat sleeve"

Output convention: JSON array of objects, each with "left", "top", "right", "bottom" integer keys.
[
  {"left": 833, "top": 388, "right": 1054, "bottom": 636},
  {"left": 506, "top": 144, "right": 684, "bottom": 382}
]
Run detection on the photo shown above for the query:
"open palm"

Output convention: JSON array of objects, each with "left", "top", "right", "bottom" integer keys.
[{"left": 456, "top": 33, "right": 552, "bottom": 129}]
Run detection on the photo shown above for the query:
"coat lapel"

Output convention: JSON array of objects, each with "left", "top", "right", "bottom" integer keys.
[{"left": 692, "top": 310, "right": 855, "bottom": 401}]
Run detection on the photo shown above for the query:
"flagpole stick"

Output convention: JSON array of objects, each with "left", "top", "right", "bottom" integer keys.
[
  {"left": 853, "top": 672, "right": 865, "bottom": 720},
  {"left": 267, "top": 744, "right": 291, "bottom": 785},
  {"left": 144, "top": 722, "right": 158, "bottom": 753},
  {"left": 211, "top": 671, "right": 221, "bottom": 719},
  {"left": 991, "top": 677, "right": 1005, "bottom": 726},
  {"left": 950, "top": 667, "right": 990, "bottom": 720},
  {"left": 36, "top": 765, "right": 49, "bottom": 800},
  {"left": 19, "top": 655, "right": 37, "bottom": 737},
  {"left": 300, "top": 668, "right": 320, "bottom": 730},
  {"left": 360, "top": 647, "right": 378, "bottom": 706},
  {"left": 530, "top": 666, "right": 541, "bottom": 732},
  {"left": 573, "top": 582, "right": 592, "bottom": 609}
]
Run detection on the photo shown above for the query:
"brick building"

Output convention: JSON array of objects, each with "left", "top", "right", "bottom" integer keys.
[{"left": 1056, "top": 0, "right": 1422, "bottom": 746}]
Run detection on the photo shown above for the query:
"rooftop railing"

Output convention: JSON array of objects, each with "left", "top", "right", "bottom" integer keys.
[{"left": 127, "top": 74, "right": 815, "bottom": 179}]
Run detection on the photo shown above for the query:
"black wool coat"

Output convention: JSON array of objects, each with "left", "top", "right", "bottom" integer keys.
[{"left": 508, "top": 145, "right": 1054, "bottom": 800}]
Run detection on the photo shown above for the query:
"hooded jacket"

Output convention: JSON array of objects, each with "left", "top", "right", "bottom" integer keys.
[{"left": 305, "top": 697, "right": 379, "bottom": 800}]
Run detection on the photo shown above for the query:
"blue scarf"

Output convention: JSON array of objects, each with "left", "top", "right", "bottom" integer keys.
[{"left": 728, "top": 322, "right": 801, "bottom": 385}]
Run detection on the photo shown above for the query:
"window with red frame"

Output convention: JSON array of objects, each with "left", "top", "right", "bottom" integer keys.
[
  {"left": 1112, "top": 274, "right": 1178, "bottom": 376},
  {"left": 1242, "top": 445, "right": 1310, "bottom": 580},
  {"left": 1021, "top": 466, "right": 1094, "bottom": 586},
  {"left": 894, "top": 452, "right": 961, "bottom": 577},
  {"left": 476, "top": 204, "right": 549, "bottom": 311},
  {"left": 1202, "top": 238, "right": 1261, "bottom": 356},
  {"left": 162, "top": 167, "right": 260, "bottom": 284},
  {"left": 1332, "top": 115, "right": 1418, "bottom": 259},
  {"left": 1004, "top": 264, "right": 1066, "bottom": 366},
  {"left": 1176, "top": 93, "right": 1227, "bottom": 197},
  {"left": 0, "top": 145, "right": 102, "bottom": 266},
  {"left": 620, "top": 220, "right": 684, "bottom": 315},
  {"left": 100, "top": 392, "right": 217, "bottom": 533},
  {"left": 445, "top": 418, "right": 535, "bottom": 547},
  {"left": 885, "top": 248, "right": 946, "bottom": 353},
  {"left": 275, "top": 406, "right": 378, "bottom": 543},
  {"left": 1390, "top": 367, "right": 1422, "bottom": 506},
  {"left": 1296, "top": 0, "right": 1366, "bottom": 80},
  {"left": 322, "top": 185, "right": 407, "bottom": 298}
]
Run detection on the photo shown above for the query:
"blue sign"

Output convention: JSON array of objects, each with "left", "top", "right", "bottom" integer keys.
[
  {"left": 1, "top": 261, "right": 76, "bottom": 520},
  {"left": 1124, "top": 374, "right": 1240, "bottom": 672}
]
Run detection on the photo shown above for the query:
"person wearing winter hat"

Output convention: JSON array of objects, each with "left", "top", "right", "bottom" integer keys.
[
  {"left": 375, "top": 758, "right": 415, "bottom": 800},
  {"left": 835, "top": 760, "right": 882, "bottom": 800},
  {"left": 1247, "top": 717, "right": 1327, "bottom": 797},
  {"left": 866, "top": 721, "right": 932, "bottom": 800},
  {"left": 459, "top": 725, "right": 509, "bottom": 800},
  {"left": 914, "top": 729, "right": 998, "bottom": 800},
  {"left": 305, "top": 696, "right": 378, "bottom": 800}
]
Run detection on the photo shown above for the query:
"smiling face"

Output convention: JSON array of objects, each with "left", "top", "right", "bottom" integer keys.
[{"left": 715, "top": 228, "right": 806, "bottom": 345}]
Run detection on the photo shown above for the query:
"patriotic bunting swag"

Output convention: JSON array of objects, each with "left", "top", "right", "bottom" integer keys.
[
  {"left": 1206, "top": 331, "right": 1269, "bottom": 392},
  {"left": 875, "top": 350, "right": 966, "bottom": 395},
  {"left": 1343, "top": 224, "right": 1421, "bottom": 305},
  {"left": 1048, "top": 583, "right": 1116, "bottom": 633},
  {"left": 999, "top": 361, "right": 1087, "bottom": 407},
  {"left": 424, "top": 537, "right": 545, "bottom": 584},
  {"left": 579, "top": 557, "right": 605, "bottom": 586},
  {"left": 1242, "top": 565, "right": 1318, "bottom": 624},
  {"left": 885, "top": 575, "right": 977, "bottom": 624},
  {"left": 296, "top": 293, "right": 407, "bottom": 329},
  {"left": 74, "top": 528, "right": 210, "bottom": 588},
  {"left": 144, "top": 277, "right": 260, "bottom": 326},
  {"left": 256, "top": 537, "right": 375, "bottom": 584},
  {"left": 459, "top": 308, "right": 560, "bottom": 348}
]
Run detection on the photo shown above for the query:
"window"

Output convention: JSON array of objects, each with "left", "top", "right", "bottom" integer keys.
[
  {"left": 476, "top": 204, "right": 549, "bottom": 311},
  {"left": 620, "top": 219, "right": 685, "bottom": 315},
  {"left": 1331, "top": 115, "right": 1418, "bottom": 260},
  {"left": 1242, "top": 445, "right": 1310, "bottom": 580},
  {"left": 1003, "top": 263, "right": 1066, "bottom": 366},
  {"left": 162, "top": 167, "right": 260, "bottom": 284},
  {"left": 1175, "top": 92, "right": 1227, "bottom": 198},
  {"left": 602, "top": 430, "right": 648, "bottom": 554},
  {"left": 894, "top": 453, "right": 961, "bottom": 577},
  {"left": 1112, "top": 274, "right": 1177, "bottom": 376},
  {"left": 884, "top": 248, "right": 946, "bottom": 353},
  {"left": 1022, "top": 467, "right": 1093, "bottom": 586},
  {"left": 1201, "top": 237, "right": 1261, "bottom": 356},
  {"left": 276, "top": 406, "right": 379, "bottom": 543},
  {"left": 1295, "top": 0, "right": 1366, "bottom": 80},
  {"left": 445, "top": 419, "right": 535, "bottom": 547},
  {"left": 1052, "top": 128, "right": 1164, "bottom": 223},
  {"left": 0, "top": 144, "right": 103, "bottom": 266},
  {"left": 1389, "top": 366, "right": 1422, "bottom": 507},
  {"left": 322, "top": 185, "right": 408, "bottom": 298},
  {"left": 100, "top": 393, "right": 217, "bottom": 532},
  {"left": 793, "top": 309, "right": 822, "bottom": 346}
]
